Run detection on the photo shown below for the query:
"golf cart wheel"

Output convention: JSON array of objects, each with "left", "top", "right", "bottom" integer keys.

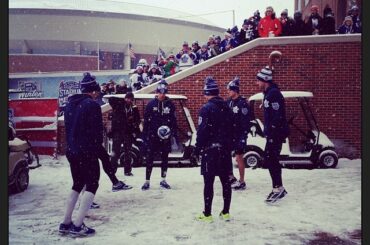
[
  {"left": 318, "top": 152, "right": 338, "bottom": 168},
  {"left": 14, "top": 166, "right": 29, "bottom": 193},
  {"left": 118, "top": 151, "right": 136, "bottom": 167},
  {"left": 244, "top": 152, "right": 261, "bottom": 168}
]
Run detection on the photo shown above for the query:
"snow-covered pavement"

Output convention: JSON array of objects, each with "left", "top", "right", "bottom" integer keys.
[{"left": 9, "top": 157, "right": 361, "bottom": 245}]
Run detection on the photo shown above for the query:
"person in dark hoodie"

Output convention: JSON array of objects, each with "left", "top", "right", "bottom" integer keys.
[
  {"left": 108, "top": 89, "right": 141, "bottom": 177},
  {"left": 226, "top": 77, "right": 250, "bottom": 191},
  {"left": 349, "top": 5, "right": 361, "bottom": 33},
  {"left": 320, "top": 5, "right": 336, "bottom": 35},
  {"left": 239, "top": 19, "right": 257, "bottom": 45},
  {"left": 256, "top": 66, "right": 289, "bottom": 204},
  {"left": 279, "top": 9, "right": 295, "bottom": 36},
  {"left": 141, "top": 80, "right": 178, "bottom": 190},
  {"left": 194, "top": 76, "right": 233, "bottom": 222},
  {"left": 59, "top": 72, "right": 103, "bottom": 237},
  {"left": 291, "top": 11, "right": 308, "bottom": 36}
]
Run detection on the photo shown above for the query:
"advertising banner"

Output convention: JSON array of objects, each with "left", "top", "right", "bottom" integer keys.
[
  {"left": 58, "top": 80, "right": 81, "bottom": 116},
  {"left": 9, "top": 73, "right": 129, "bottom": 115}
]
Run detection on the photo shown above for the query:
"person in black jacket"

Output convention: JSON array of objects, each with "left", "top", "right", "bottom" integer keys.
[
  {"left": 291, "top": 11, "right": 308, "bottom": 36},
  {"left": 349, "top": 5, "right": 361, "bottom": 33},
  {"left": 108, "top": 91, "right": 141, "bottom": 176},
  {"left": 141, "top": 80, "right": 178, "bottom": 190},
  {"left": 256, "top": 67, "right": 289, "bottom": 204},
  {"left": 320, "top": 6, "right": 336, "bottom": 35},
  {"left": 279, "top": 9, "right": 295, "bottom": 36},
  {"left": 195, "top": 76, "right": 233, "bottom": 222},
  {"left": 239, "top": 19, "right": 257, "bottom": 45},
  {"left": 226, "top": 77, "right": 250, "bottom": 190},
  {"left": 305, "top": 5, "right": 322, "bottom": 35},
  {"left": 59, "top": 72, "right": 102, "bottom": 237}
]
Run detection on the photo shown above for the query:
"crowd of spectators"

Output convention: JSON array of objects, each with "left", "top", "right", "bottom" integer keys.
[{"left": 106, "top": 4, "right": 361, "bottom": 95}]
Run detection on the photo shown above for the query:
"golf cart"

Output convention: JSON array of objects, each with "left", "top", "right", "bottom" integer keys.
[
  {"left": 8, "top": 122, "right": 40, "bottom": 193},
  {"left": 102, "top": 93, "right": 198, "bottom": 167},
  {"left": 244, "top": 91, "right": 338, "bottom": 169}
]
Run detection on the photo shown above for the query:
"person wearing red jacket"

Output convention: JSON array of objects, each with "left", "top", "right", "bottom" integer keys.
[{"left": 258, "top": 6, "right": 282, "bottom": 37}]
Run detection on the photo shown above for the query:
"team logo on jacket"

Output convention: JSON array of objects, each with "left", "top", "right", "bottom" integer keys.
[
  {"left": 181, "top": 54, "right": 189, "bottom": 63},
  {"left": 163, "top": 107, "right": 171, "bottom": 114},
  {"left": 242, "top": 107, "right": 248, "bottom": 115},
  {"left": 272, "top": 102, "right": 280, "bottom": 110},
  {"left": 264, "top": 99, "right": 269, "bottom": 108},
  {"left": 232, "top": 106, "right": 239, "bottom": 114},
  {"left": 198, "top": 116, "right": 202, "bottom": 125}
]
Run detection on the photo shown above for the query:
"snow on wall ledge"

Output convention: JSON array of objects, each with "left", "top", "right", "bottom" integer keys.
[{"left": 57, "top": 34, "right": 361, "bottom": 158}]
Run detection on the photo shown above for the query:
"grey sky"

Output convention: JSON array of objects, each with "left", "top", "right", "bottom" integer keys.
[{"left": 100, "top": 0, "right": 295, "bottom": 29}]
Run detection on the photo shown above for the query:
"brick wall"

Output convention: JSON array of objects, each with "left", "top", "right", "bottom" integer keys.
[
  {"left": 57, "top": 38, "right": 361, "bottom": 158},
  {"left": 166, "top": 42, "right": 361, "bottom": 158},
  {"left": 9, "top": 54, "right": 98, "bottom": 73}
]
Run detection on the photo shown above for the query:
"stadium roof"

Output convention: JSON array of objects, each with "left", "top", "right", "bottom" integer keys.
[{"left": 9, "top": 0, "right": 218, "bottom": 27}]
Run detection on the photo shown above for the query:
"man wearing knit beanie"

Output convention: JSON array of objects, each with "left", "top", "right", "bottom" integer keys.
[
  {"left": 141, "top": 79, "right": 178, "bottom": 190},
  {"left": 195, "top": 76, "right": 233, "bottom": 222},
  {"left": 226, "top": 76, "right": 250, "bottom": 191},
  {"left": 256, "top": 67, "right": 289, "bottom": 204},
  {"left": 59, "top": 72, "right": 102, "bottom": 237}
]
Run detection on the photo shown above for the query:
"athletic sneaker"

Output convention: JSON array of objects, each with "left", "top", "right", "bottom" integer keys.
[
  {"left": 219, "top": 212, "right": 231, "bottom": 221},
  {"left": 58, "top": 223, "right": 72, "bottom": 234},
  {"left": 229, "top": 176, "right": 237, "bottom": 185},
  {"left": 265, "top": 187, "right": 288, "bottom": 203},
  {"left": 69, "top": 223, "right": 95, "bottom": 237},
  {"left": 196, "top": 212, "right": 213, "bottom": 223},
  {"left": 232, "top": 181, "right": 246, "bottom": 190},
  {"left": 141, "top": 182, "right": 150, "bottom": 191},
  {"left": 124, "top": 172, "right": 134, "bottom": 176},
  {"left": 160, "top": 180, "right": 171, "bottom": 189},
  {"left": 90, "top": 202, "right": 100, "bottom": 209},
  {"left": 112, "top": 181, "right": 133, "bottom": 192}
]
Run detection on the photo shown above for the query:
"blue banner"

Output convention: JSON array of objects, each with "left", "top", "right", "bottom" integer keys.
[{"left": 9, "top": 74, "right": 130, "bottom": 114}]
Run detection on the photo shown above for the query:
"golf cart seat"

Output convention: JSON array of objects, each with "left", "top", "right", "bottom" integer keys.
[{"left": 9, "top": 138, "right": 30, "bottom": 152}]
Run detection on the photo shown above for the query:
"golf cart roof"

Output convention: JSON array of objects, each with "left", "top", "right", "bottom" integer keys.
[
  {"left": 249, "top": 91, "right": 313, "bottom": 102},
  {"left": 103, "top": 93, "right": 188, "bottom": 100}
]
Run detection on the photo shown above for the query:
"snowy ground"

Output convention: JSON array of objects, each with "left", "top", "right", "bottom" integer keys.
[{"left": 9, "top": 157, "right": 361, "bottom": 245}]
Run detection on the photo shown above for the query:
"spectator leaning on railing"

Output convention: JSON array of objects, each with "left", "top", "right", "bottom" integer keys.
[
  {"left": 320, "top": 5, "right": 336, "bottom": 35},
  {"left": 197, "top": 44, "right": 211, "bottom": 64},
  {"left": 220, "top": 31, "right": 238, "bottom": 53},
  {"left": 291, "top": 11, "right": 308, "bottom": 36},
  {"left": 258, "top": 6, "right": 282, "bottom": 37},
  {"left": 305, "top": 5, "right": 322, "bottom": 35},
  {"left": 337, "top": 16, "right": 360, "bottom": 34},
  {"left": 130, "top": 65, "right": 147, "bottom": 92},
  {"left": 279, "top": 9, "right": 294, "bottom": 36},
  {"left": 158, "top": 54, "right": 178, "bottom": 78},
  {"left": 176, "top": 41, "right": 197, "bottom": 71},
  {"left": 239, "top": 19, "right": 257, "bottom": 45}
]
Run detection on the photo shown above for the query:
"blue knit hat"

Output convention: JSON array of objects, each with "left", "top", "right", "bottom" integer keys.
[
  {"left": 256, "top": 66, "right": 273, "bottom": 83},
  {"left": 80, "top": 72, "right": 100, "bottom": 93},
  {"left": 156, "top": 79, "right": 168, "bottom": 94},
  {"left": 203, "top": 76, "right": 219, "bottom": 96},
  {"left": 227, "top": 76, "right": 240, "bottom": 93}
]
